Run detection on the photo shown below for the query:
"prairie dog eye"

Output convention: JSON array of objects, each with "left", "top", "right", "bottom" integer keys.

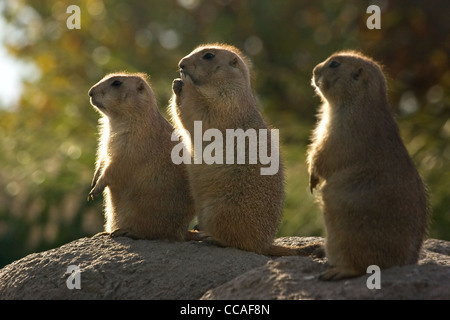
[
  {"left": 202, "top": 52, "right": 215, "bottom": 60},
  {"left": 111, "top": 80, "right": 122, "bottom": 87},
  {"left": 329, "top": 60, "right": 341, "bottom": 68}
]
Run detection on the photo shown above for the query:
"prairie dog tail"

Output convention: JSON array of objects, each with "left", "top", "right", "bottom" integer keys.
[
  {"left": 187, "top": 230, "right": 324, "bottom": 258},
  {"left": 264, "top": 243, "right": 325, "bottom": 258}
]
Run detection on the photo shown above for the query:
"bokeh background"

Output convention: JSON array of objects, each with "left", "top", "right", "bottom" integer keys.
[{"left": 0, "top": 0, "right": 449, "bottom": 267}]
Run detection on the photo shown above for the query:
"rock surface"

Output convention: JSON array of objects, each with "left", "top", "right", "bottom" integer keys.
[{"left": 0, "top": 235, "right": 448, "bottom": 300}]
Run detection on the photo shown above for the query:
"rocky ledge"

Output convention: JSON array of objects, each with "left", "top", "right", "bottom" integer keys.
[{"left": 0, "top": 235, "right": 448, "bottom": 299}]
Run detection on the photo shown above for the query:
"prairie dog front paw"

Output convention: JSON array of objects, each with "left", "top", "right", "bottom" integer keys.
[{"left": 172, "top": 78, "right": 184, "bottom": 95}]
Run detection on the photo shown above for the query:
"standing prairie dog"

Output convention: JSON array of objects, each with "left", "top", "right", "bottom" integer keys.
[
  {"left": 88, "top": 72, "right": 194, "bottom": 241},
  {"left": 170, "top": 43, "right": 322, "bottom": 257},
  {"left": 308, "top": 51, "right": 429, "bottom": 280}
]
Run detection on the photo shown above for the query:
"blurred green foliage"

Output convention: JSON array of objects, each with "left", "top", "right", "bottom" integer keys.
[{"left": 0, "top": 0, "right": 449, "bottom": 267}]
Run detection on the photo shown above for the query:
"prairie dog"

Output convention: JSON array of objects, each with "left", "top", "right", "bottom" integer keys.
[
  {"left": 170, "top": 43, "right": 322, "bottom": 257},
  {"left": 308, "top": 51, "right": 429, "bottom": 280},
  {"left": 88, "top": 72, "right": 194, "bottom": 241}
]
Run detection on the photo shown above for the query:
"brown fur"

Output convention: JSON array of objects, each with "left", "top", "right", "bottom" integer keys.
[
  {"left": 308, "top": 51, "right": 429, "bottom": 280},
  {"left": 170, "top": 44, "right": 323, "bottom": 257},
  {"left": 88, "top": 72, "right": 194, "bottom": 241}
]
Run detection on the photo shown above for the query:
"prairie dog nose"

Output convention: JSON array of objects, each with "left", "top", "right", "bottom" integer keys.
[
  {"left": 312, "top": 71, "right": 319, "bottom": 86},
  {"left": 179, "top": 58, "right": 186, "bottom": 70}
]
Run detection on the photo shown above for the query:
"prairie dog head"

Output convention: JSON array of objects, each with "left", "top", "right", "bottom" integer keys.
[
  {"left": 312, "top": 51, "right": 387, "bottom": 106},
  {"left": 177, "top": 44, "right": 252, "bottom": 96},
  {"left": 88, "top": 73, "right": 156, "bottom": 118}
]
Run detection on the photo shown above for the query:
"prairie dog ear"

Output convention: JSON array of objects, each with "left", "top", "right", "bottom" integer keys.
[
  {"left": 229, "top": 57, "right": 239, "bottom": 68},
  {"left": 137, "top": 80, "right": 145, "bottom": 93},
  {"left": 352, "top": 68, "right": 363, "bottom": 80}
]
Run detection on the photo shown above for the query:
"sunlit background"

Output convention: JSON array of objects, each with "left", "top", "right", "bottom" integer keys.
[{"left": 0, "top": 0, "right": 449, "bottom": 267}]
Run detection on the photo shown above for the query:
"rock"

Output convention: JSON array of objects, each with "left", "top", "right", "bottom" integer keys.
[
  {"left": 0, "top": 235, "right": 269, "bottom": 299},
  {"left": 202, "top": 238, "right": 450, "bottom": 300},
  {"left": 0, "top": 236, "right": 448, "bottom": 300}
]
